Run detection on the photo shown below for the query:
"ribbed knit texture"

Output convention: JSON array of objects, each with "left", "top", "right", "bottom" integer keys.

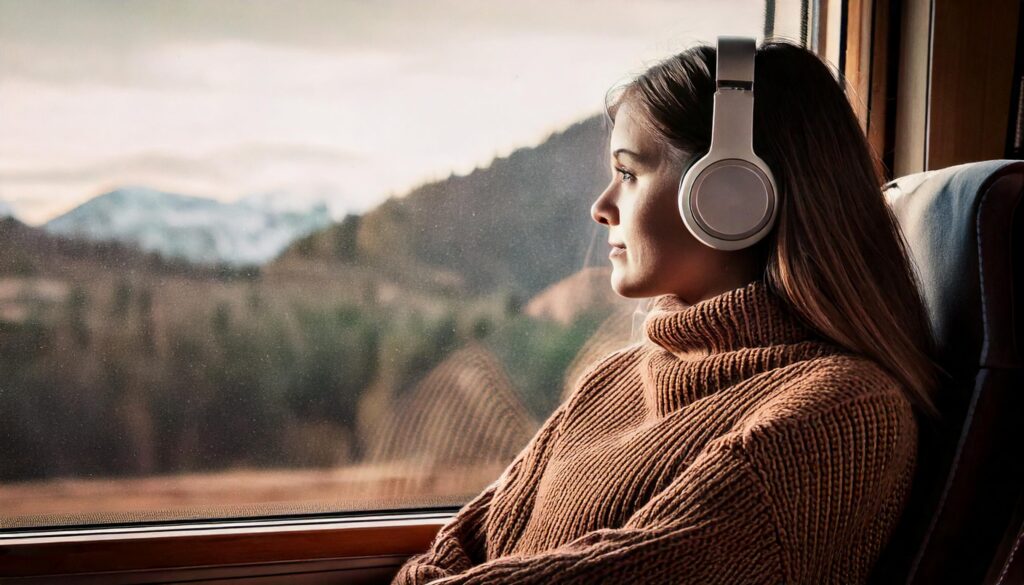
[{"left": 391, "top": 279, "right": 918, "bottom": 585}]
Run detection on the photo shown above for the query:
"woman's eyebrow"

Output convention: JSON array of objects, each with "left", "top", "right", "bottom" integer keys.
[{"left": 612, "top": 148, "right": 646, "bottom": 165}]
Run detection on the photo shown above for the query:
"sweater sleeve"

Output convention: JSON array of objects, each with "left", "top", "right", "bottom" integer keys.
[
  {"left": 412, "top": 392, "right": 916, "bottom": 585},
  {"left": 391, "top": 401, "right": 571, "bottom": 585},
  {"left": 390, "top": 483, "right": 497, "bottom": 584}
]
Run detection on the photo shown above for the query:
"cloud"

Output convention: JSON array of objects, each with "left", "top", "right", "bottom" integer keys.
[
  {"left": 0, "top": 0, "right": 765, "bottom": 224},
  {"left": 0, "top": 143, "right": 369, "bottom": 222},
  {"left": 0, "top": 0, "right": 712, "bottom": 53},
  {"left": 0, "top": 0, "right": 762, "bottom": 87}
]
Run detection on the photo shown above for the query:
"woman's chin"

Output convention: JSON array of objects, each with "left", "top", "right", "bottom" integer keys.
[{"left": 609, "top": 268, "right": 644, "bottom": 299}]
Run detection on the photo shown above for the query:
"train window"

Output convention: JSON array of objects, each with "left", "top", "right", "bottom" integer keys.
[{"left": 0, "top": 1, "right": 769, "bottom": 532}]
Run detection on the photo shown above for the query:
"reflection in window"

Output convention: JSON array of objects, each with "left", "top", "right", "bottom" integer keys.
[{"left": 0, "top": 0, "right": 762, "bottom": 528}]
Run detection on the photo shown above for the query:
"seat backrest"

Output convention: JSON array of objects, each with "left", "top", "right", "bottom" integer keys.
[{"left": 869, "top": 160, "right": 1024, "bottom": 584}]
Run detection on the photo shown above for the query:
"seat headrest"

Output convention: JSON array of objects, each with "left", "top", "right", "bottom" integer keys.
[{"left": 884, "top": 160, "right": 1023, "bottom": 382}]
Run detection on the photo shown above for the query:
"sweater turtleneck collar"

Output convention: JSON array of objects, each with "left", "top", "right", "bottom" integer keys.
[
  {"left": 643, "top": 278, "right": 817, "bottom": 356},
  {"left": 638, "top": 279, "right": 840, "bottom": 417}
]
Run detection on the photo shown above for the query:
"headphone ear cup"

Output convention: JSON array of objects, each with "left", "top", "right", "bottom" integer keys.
[
  {"left": 680, "top": 157, "right": 777, "bottom": 251},
  {"left": 678, "top": 151, "right": 708, "bottom": 236}
]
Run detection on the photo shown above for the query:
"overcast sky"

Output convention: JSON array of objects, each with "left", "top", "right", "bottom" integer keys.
[{"left": 0, "top": 0, "right": 764, "bottom": 225}]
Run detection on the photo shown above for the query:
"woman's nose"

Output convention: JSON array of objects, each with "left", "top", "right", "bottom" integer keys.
[{"left": 591, "top": 186, "right": 617, "bottom": 226}]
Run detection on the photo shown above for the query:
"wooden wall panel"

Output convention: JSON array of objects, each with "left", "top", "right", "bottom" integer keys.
[{"left": 927, "top": 0, "right": 1019, "bottom": 170}]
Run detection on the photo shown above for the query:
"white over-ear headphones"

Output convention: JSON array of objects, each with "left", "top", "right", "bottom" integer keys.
[{"left": 678, "top": 36, "right": 778, "bottom": 251}]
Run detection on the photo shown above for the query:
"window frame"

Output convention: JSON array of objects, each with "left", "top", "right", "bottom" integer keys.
[{"left": 0, "top": 510, "right": 454, "bottom": 583}]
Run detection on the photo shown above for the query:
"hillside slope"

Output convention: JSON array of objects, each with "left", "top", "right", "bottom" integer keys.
[{"left": 278, "top": 114, "right": 611, "bottom": 297}]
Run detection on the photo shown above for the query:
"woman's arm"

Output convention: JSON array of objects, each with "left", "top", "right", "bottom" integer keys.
[
  {"left": 390, "top": 483, "right": 496, "bottom": 583},
  {"left": 417, "top": 437, "right": 783, "bottom": 585},
  {"left": 417, "top": 392, "right": 916, "bottom": 585},
  {"left": 391, "top": 401, "right": 571, "bottom": 585}
]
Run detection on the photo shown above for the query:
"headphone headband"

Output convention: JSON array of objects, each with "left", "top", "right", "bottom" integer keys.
[{"left": 716, "top": 36, "right": 756, "bottom": 88}]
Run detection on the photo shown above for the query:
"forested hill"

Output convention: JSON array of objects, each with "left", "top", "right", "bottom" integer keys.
[
  {"left": 0, "top": 216, "right": 195, "bottom": 278},
  {"left": 276, "top": 113, "right": 611, "bottom": 298}
]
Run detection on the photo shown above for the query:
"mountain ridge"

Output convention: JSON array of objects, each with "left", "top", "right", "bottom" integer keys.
[
  {"left": 277, "top": 112, "right": 611, "bottom": 297},
  {"left": 44, "top": 186, "right": 331, "bottom": 267}
]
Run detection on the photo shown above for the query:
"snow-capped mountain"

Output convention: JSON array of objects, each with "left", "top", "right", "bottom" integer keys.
[
  {"left": 237, "top": 190, "right": 331, "bottom": 214},
  {"left": 44, "top": 187, "right": 331, "bottom": 266}
]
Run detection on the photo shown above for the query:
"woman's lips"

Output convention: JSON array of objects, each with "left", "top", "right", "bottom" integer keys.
[{"left": 609, "top": 243, "right": 626, "bottom": 259}]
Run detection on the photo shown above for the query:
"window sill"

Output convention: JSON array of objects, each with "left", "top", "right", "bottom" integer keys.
[{"left": 0, "top": 510, "right": 454, "bottom": 584}]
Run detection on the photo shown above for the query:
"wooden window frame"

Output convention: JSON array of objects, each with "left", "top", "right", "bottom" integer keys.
[
  {"left": 766, "top": 0, "right": 900, "bottom": 178},
  {"left": 892, "top": 0, "right": 1020, "bottom": 176},
  {"left": 0, "top": 510, "right": 455, "bottom": 583},
  {"left": 923, "top": 0, "right": 1019, "bottom": 171},
  {"left": 809, "top": 0, "right": 903, "bottom": 180},
  {"left": 776, "top": 0, "right": 1020, "bottom": 180}
]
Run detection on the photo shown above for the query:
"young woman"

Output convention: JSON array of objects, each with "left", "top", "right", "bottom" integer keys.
[{"left": 392, "top": 39, "right": 939, "bottom": 585}]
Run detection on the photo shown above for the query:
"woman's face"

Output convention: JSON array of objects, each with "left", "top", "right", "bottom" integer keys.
[{"left": 590, "top": 99, "right": 762, "bottom": 303}]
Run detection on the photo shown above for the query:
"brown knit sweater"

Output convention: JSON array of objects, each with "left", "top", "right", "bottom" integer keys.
[{"left": 392, "top": 279, "right": 918, "bottom": 584}]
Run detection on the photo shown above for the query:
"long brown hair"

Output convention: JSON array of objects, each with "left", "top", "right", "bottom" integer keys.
[{"left": 605, "top": 40, "right": 942, "bottom": 417}]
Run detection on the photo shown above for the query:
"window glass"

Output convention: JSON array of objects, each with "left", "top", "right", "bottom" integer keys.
[
  {"left": 0, "top": 0, "right": 764, "bottom": 529},
  {"left": 765, "top": 0, "right": 810, "bottom": 46}
]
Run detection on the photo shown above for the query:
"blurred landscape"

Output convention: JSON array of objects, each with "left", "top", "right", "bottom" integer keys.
[
  {"left": 0, "top": 0, "right": 765, "bottom": 531},
  {"left": 0, "top": 114, "right": 641, "bottom": 528}
]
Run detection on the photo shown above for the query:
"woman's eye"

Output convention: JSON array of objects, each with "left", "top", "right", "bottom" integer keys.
[{"left": 615, "top": 167, "right": 636, "bottom": 183}]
